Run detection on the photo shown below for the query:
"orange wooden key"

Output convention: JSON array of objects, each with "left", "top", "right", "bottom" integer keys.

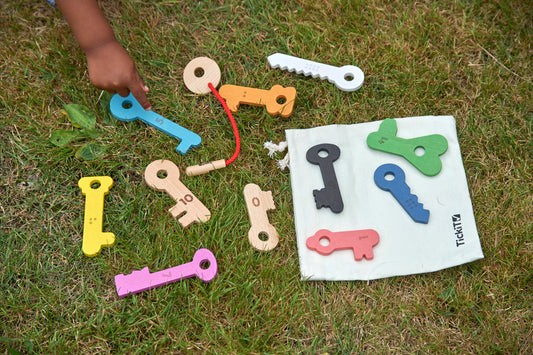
[{"left": 218, "top": 84, "right": 296, "bottom": 117}]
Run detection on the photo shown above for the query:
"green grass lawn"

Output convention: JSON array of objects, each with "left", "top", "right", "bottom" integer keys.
[{"left": 1, "top": 0, "right": 531, "bottom": 353}]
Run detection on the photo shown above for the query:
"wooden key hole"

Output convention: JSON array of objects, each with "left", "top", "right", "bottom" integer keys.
[
  {"left": 258, "top": 232, "right": 269, "bottom": 242},
  {"left": 157, "top": 169, "right": 168, "bottom": 179},
  {"left": 319, "top": 236, "right": 331, "bottom": 246},
  {"left": 200, "top": 260, "right": 211, "bottom": 270},
  {"left": 344, "top": 73, "right": 355, "bottom": 81},
  {"left": 414, "top": 146, "right": 426, "bottom": 156},
  {"left": 195, "top": 67, "right": 205, "bottom": 77}
]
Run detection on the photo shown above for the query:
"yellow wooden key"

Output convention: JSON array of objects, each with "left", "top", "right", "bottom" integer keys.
[{"left": 78, "top": 176, "right": 115, "bottom": 257}]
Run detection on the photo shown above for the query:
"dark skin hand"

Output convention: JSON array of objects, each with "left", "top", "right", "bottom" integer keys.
[{"left": 56, "top": 0, "right": 151, "bottom": 110}]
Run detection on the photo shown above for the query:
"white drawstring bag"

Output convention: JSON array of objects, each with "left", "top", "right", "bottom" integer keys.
[{"left": 286, "top": 115, "right": 483, "bottom": 280}]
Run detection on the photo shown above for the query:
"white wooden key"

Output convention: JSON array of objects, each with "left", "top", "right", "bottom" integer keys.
[
  {"left": 243, "top": 183, "right": 279, "bottom": 251},
  {"left": 268, "top": 53, "right": 364, "bottom": 92},
  {"left": 144, "top": 160, "right": 210, "bottom": 227}
]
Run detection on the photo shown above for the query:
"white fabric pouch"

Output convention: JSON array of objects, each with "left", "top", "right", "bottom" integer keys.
[{"left": 286, "top": 115, "right": 484, "bottom": 281}]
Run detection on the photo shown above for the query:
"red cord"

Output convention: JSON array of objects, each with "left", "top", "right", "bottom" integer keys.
[{"left": 208, "top": 82, "right": 240, "bottom": 166}]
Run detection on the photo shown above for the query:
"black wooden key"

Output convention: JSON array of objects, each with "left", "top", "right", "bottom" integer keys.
[{"left": 306, "top": 143, "right": 344, "bottom": 213}]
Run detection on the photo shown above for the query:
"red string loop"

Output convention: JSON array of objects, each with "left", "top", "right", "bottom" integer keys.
[{"left": 208, "top": 82, "right": 240, "bottom": 166}]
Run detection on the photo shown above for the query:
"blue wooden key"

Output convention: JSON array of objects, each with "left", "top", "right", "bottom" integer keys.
[
  {"left": 374, "top": 163, "right": 430, "bottom": 224},
  {"left": 110, "top": 93, "right": 201, "bottom": 155}
]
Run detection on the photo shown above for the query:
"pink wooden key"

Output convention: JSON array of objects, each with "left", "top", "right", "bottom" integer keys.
[
  {"left": 306, "top": 229, "right": 380, "bottom": 261},
  {"left": 114, "top": 248, "right": 217, "bottom": 297}
]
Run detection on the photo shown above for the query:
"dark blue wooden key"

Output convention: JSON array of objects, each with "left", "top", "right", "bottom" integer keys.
[{"left": 374, "top": 163, "right": 429, "bottom": 224}]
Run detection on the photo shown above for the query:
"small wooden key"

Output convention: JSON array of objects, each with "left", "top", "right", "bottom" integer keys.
[
  {"left": 78, "top": 176, "right": 115, "bottom": 257},
  {"left": 144, "top": 160, "right": 210, "bottom": 227},
  {"left": 243, "top": 183, "right": 279, "bottom": 251},
  {"left": 218, "top": 84, "right": 296, "bottom": 117}
]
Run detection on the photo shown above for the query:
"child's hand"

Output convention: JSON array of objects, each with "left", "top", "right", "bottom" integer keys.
[{"left": 86, "top": 40, "right": 151, "bottom": 110}]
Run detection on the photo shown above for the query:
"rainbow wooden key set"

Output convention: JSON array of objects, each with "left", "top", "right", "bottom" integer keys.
[{"left": 77, "top": 54, "right": 463, "bottom": 292}]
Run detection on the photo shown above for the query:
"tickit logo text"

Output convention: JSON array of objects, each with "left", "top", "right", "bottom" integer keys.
[{"left": 452, "top": 214, "right": 465, "bottom": 247}]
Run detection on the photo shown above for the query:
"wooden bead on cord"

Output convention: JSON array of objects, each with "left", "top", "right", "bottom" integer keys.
[{"left": 183, "top": 57, "right": 221, "bottom": 94}]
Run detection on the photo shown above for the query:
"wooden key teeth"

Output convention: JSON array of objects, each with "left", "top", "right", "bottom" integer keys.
[
  {"left": 219, "top": 84, "right": 296, "bottom": 117},
  {"left": 144, "top": 160, "right": 210, "bottom": 227},
  {"left": 78, "top": 176, "right": 115, "bottom": 257},
  {"left": 243, "top": 183, "right": 279, "bottom": 251},
  {"left": 306, "top": 229, "right": 379, "bottom": 261}
]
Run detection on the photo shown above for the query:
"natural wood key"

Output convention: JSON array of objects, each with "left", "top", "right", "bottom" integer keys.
[
  {"left": 243, "top": 183, "right": 279, "bottom": 251},
  {"left": 144, "top": 160, "right": 210, "bottom": 227},
  {"left": 218, "top": 84, "right": 296, "bottom": 117},
  {"left": 78, "top": 176, "right": 115, "bottom": 257}
]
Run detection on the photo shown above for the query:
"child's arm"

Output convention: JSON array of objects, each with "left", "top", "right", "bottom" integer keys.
[{"left": 56, "top": 0, "right": 151, "bottom": 110}]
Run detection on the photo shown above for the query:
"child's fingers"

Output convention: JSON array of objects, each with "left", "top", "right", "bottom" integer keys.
[
  {"left": 130, "top": 85, "right": 151, "bottom": 111},
  {"left": 129, "top": 73, "right": 151, "bottom": 110},
  {"left": 116, "top": 88, "right": 130, "bottom": 97}
]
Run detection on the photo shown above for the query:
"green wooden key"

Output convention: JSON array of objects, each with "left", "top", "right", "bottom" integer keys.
[{"left": 367, "top": 118, "right": 448, "bottom": 176}]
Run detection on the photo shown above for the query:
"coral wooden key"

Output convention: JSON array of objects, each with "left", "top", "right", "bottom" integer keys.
[
  {"left": 243, "top": 183, "right": 279, "bottom": 251},
  {"left": 110, "top": 93, "right": 201, "bottom": 155},
  {"left": 78, "top": 176, "right": 115, "bottom": 257},
  {"left": 218, "top": 84, "right": 296, "bottom": 117},
  {"left": 114, "top": 248, "right": 218, "bottom": 297},
  {"left": 144, "top": 160, "right": 210, "bottom": 227},
  {"left": 367, "top": 118, "right": 448, "bottom": 176},
  {"left": 306, "top": 229, "right": 380, "bottom": 261}
]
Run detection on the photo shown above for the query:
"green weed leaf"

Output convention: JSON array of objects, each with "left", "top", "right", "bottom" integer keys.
[
  {"left": 75, "top": 142, "right": 106, "bottom": 160},
  {"left": 82, "top": 128, "right": 104, "bottom": 139},
  {"left": 63, "top": 104, "right": 96, "bottom": 129},
  {"left": 49, "top": 129, "right": 82, "bottom": 147}
]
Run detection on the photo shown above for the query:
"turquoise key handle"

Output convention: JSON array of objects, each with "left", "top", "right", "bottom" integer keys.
[
  {"left": 367, "top": 118, "right": 448, "bottom": 176},
  {"left": 110, "top": 93, "right": 201, "bottom": 155}
]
